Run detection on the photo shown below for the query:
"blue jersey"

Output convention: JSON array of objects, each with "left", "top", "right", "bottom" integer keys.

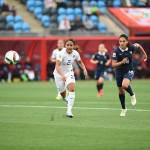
[
  {"left": 92, "top": 52, "right": 110, "bottom": 71},
  {"left": 112, "top": 44, "right": 138, "bottom": 74}
]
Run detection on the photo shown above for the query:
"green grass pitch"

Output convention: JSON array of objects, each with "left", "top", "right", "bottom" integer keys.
[{"left": 0, "top": 80, "right": 150, "bottom": 150}]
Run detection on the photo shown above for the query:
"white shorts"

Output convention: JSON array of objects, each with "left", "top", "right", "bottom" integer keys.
[{"left": 54, "top": 71, "right": 75, "bottom": 93}]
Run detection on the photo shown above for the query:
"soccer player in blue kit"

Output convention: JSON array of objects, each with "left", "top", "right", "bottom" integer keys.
[
  {"left": 112, "top": 34, "right": 147, "bottom": 116},
  {"left": 90, "top": 44, "right": 111, "bottom": 97}
]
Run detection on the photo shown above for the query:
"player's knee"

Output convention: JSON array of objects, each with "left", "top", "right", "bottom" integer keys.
[
  {"left": 69, "top": 88, "right": 75, "bottom": 92},
  {"left": 122, "top": 84, "right": 128, "bottom": 89}
]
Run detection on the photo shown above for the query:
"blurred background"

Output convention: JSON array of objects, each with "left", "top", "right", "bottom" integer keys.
[{"left": 0, "top": 0, "right": 150, "bottom": 82}]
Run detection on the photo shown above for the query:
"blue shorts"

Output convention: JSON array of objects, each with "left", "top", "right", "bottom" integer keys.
[
  {"left": 115, "top": 70, "right": 134, "bottom": 87},
  {"left": 94, "top": 70, "right": 106, "bottom": 80}
]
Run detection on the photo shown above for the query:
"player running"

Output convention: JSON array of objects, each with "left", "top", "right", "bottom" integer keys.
[
  {"left": 90, "top": 44, "right": 111, "bottom": 97},
  {"left": 54, "top": 38, "right": 88, "bottom": 118},
  {"left": 112, "top": 34, "right": 147, "bottom": 116},
  {"left": 50, "top": 39, "right": 66, "bottom": 100}
]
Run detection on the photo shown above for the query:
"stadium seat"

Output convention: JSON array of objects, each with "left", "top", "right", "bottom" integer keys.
[
  {"left": 35, "top": 0, "right": 44, "bottom": 9},
  {"left": 74, "top": 1, "right": 82, "bottom": 8},
  {"left": 5, "top": 24, "right": 13, "bottom": 30},
  {"left": 97, "top": 1, "right": 106, "bottom": 7},
  {"left": 26, "top": 0, "right": 35, "bottom": 12},
  {"left": 6, "top": 15, "right": 14, "bottom": 26},
  {"left": 89, "top": 15, "right": 98, "bottom": 23},
  {"left": 82, "top": 15, "right": 87, "bottom": 22},
  {"left": 98, "top": 23, "right": 107, "bottom": 32},
  {"left": 0, "top": 16, "right": 5, "bottom": 23},
  {"left": 66, "top": 1, "right": 74, "bottom": 8},
  {"left": 89, "top": 1, "right": 97, "bottom": 7},
  {"left": 50, "top": 22, "right": 58, "bottom": 29},
  {"left": 49, "top": 8, "right": 57, "bottom": 15},
  {"left": 13, "top": 23, "right": 23, "bottom": 32},
  {"left": 113, "top": 0, "right": 122, "bottom": 7},
  {"left": 41, "top": 15, "right": 50, "bottom": 28},
  {"left": 100, "top": 7, "right": 106, "bottom": 15},
  {"left": 67, "top": 14, "right": 75, "bottom": 21},
  {"left": 66, "top": 8, "right": 74, "bottom": 15},
  {"left": 74, "top": 8, "right": 82, "bottom": 16},
  {"left": 50, "top": 15, "right": 57, "bottom": 23},
  {"left": 22, "top": 23, "right": 31, "bottom": 32},
  {"left": 58, "top": 7, "right": 66, "bottom": 15},
  {"left": 0, "top": 22, "right": 5, "bottom": 30},
  {"left": 34, "top": 7, "right": 43, "bottom": 19},
  {"left": 43, "top": 8, "right": 50, "bottom": 16},
  {"left": 57, "top": 15, "right": 65, "bottom": 23},
  {"left": 14, "top": 15, "right": 23, "bottom": 24},
  {"left": 82, "top": 1, "right": 87, "bottom": 7}
]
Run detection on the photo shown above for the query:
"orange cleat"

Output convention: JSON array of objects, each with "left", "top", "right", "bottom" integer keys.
[{"left": 97, "top": 89, "right": 104, "bottom": 97}]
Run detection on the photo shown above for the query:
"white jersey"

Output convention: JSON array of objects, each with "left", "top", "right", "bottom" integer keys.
[
  {"left": 51, "top": 48, "right": 66, "bottom": 59},
  {"left": 54, "top": 48, "right": 81, "bottom": 78}
]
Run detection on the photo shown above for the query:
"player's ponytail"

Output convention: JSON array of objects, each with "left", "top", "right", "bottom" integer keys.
[
  {"left": 74, "top": 44, "right": 82, "bottom": 52},
  {"left": 119, "top": 34, "right": 132, "bottom": 47}
]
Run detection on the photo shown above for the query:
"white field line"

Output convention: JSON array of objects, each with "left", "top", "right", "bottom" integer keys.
[
  {"left": 0, "top": 105, "right": 150, "bottom": 112},
  {"left": 0, "top": 102, "right": 150, "bottom": 105}
]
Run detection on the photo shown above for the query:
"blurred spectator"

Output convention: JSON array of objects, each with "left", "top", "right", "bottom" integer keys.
[
  {"left": 47, "top": 58, "right": 55, "bottom": 81},
  {"left": 83, "top": 2, "right": 92, "bottom": 16},
  {"left": 75, "top": 17, "right": 84, "bottom": 30},
  {"left": 58, "top": 16, "right": 71, "bottom": 30},
  {"left": 55, "top": 0, "right": 66, "bottom": 8},
  {"left": 133, "top": 53, "right": 146, "bottom": 78},
  {"left": 83, "top": 17, "right": 95, "bottom": 30},
  {"left": 91, "top": 3, "right": 101, "bottom": 17},
  {"left": 146, "top": 0, "right": 150, "bottom": 6},
  {"left": 13, "top": 58, "right": 28, "bottom": 82},
  {"left": 0, "top": 59, "right": 12, "bottom": 83},
  {"left": 44, "top": 0, "right": 56, "bottom": 8},
  {"left": 24, "top": 57, "right": 35, "bottom": 81},
  {"left": 69, "top": 19, "right": 77, "bottom": 31}
]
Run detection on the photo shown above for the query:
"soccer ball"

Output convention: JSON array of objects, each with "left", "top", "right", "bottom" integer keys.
[{"left": 5, "top": 50, "right": 19, "bottom": 65}]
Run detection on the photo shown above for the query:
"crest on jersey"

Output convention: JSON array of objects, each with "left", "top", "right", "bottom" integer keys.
[
  {"left": 130, "top": 51, "right": 132, "bottom": 54},
  {"left": 73, "top": 55, "right": 75, "bottom": 58},
  {"left": 113, "top": 53, "right": 116, "bottom": 57}
]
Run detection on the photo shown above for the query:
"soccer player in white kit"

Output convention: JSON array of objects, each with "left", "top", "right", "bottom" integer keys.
[
  {"left": 50, "top": 39, "right": 66, "bottom": 100},
  {"left": 54, "top": 38, "right": 88, "bottom": 118}
]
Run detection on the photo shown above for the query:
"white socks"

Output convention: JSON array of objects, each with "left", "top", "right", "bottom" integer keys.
[{"left": 67, "top": 92, "right": 75, "bottom": 113}]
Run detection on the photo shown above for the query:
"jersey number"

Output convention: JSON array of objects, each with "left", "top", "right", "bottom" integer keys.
[{"left": 67, "top": 60, "right": 71, "bottom": 65}]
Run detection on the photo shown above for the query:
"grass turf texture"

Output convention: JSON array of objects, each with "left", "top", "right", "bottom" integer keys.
[{"left": 0, "top": 80, "right": 150, "bottom": 150}]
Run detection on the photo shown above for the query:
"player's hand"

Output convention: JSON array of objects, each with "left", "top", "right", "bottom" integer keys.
[
  {"left": 94, "top": 60, "right": 99, "bottom": 64},
  {"left": 61, "top": 75, "right": 66, "bottom": 83},
  {"left": 105, "top": 62, "right": 109, "bottom": 66},
  {"left": 122, "top": 57, "right": 128, "bottom": 64},
  {"left": 84, "top": 69, "right": 88, "bottom": 79},
  {"left": 143, "top": 54, "right": 147, "bottom": 61}
]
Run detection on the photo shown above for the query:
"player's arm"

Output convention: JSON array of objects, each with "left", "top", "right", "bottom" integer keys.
[
  {"left": 134, "top": 43, "right": 147, "bottom": 61},
  {"left": 112, "top": 58, "right": 128, "bottom": 68},
  {"left": 90, "top": 59, "right": 99, "bottom": 64},
  {"left": 105, "top": 58, "right": 111, "bottom": 66},
  {"left": 50, "top": 58, "right": 56, "bottom": 63},
  {"left": 55, "top": 60, "right": 66, "bottom": 83},
  {"left": 77, "top": 60, "right": 88, "bottom": 79}
]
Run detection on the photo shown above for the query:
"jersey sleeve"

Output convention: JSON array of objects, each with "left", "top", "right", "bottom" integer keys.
[
  {"left": 132, "top": 43, "right": 138, "bottom": 52},
  {"left": 91, "top": 54, "right": 96, "bottom": 60},
  {"left": 75, "top": 51, "right": 81, "bottom": 61},
  {"left": 106, "top": 53, "right": 110, "bottom": 60},
  {"left": 51, "top": 50, "right": 56, "bottom": 59},
  {"left": 112, "top": 49, "right": 118, "bottom": 61},
  {"left": 56, "top": 52, "right": 63, "bottom": 61}
]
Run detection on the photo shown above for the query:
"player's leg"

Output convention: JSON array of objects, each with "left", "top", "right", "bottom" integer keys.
[
  {"left": 97, "top": 77, "right": 104, "bottom": 97},
  {"left": 65, "top": 72, "right": 76, "bottom": 118},
  {"left": 54, "top": 77, "right": 68, "bottom": 103},
  {"left": 116, "top": 73, "right": 127, "bottom": 116},
  {"left": 123, "top": 71, "right": 136, "bottom": 105},
  {"left": 56, "top": 92, "right": 62, "bottom": 101}
]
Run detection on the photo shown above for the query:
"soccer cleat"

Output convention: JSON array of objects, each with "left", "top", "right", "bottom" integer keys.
[
  {"left": 66, "top": 112, "right": 73, "bottom": 118},
  {"left": 97, "top": 89, "right": 103, "bottom": 97},
  {"left": 120, "top": 108, "right": 127, "bottom": 116},
  {"left": 131, "top": 94, "right": 136, "bottom": 105},
  {"left": 56, "top": 96, "right": 61, "bottom": 101}
]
